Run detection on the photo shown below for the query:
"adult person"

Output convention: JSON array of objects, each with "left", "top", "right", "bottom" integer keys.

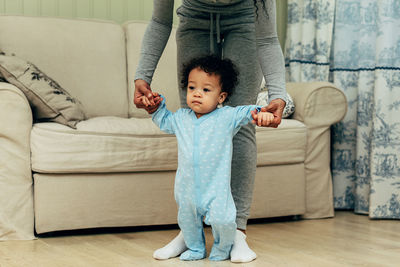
[{"left": 134, "top": 0, "right": 286, "bottom": 263}]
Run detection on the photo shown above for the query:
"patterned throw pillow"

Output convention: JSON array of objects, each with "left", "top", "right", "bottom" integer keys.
[
  {"left": 256, "top": 79, "right": 295, "bottom": 118},
  {"left": 0, "top": 54, "right": 86, "bottom": 128}
]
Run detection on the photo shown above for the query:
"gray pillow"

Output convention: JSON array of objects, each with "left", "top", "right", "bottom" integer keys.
[{"left": 0, "top": 55, "right": 86, "bottom": 128}]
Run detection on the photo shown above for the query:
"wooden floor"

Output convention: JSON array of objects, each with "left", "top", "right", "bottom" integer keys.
[{"left": 0, "top": 211, "right": 399, "bottom": 267}]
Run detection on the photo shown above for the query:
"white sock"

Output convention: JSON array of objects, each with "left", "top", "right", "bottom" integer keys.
[
  {"left": 153, "top": 231, "right": 187, "bottom": 260},
  {"left": 230, "top": 230, "right": 257, "bottom": 263}
]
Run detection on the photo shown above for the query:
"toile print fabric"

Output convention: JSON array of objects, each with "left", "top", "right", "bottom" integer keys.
[
  {"left": 285, "top": 0, "right": 400, "bottom": 218},
  {"left": 285, "top": 0, "right": 335, "bottom": 82}
]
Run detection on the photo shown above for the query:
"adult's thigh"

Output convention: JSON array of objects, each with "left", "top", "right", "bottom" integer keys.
[
  {"left": 176, "top": 8, "right": 216, "bottom": 107},
  {"left": 222, "top": 23, "right": 262, "bottom": 106}
]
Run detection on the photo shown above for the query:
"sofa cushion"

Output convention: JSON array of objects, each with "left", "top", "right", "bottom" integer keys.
[
  {"left": 31, "top": 117, "right": 306, "bottom": 173},
  {"left": 0, "top": 15, "right": 128, "bottom": 118},
  {"left": 0, "top": 54, "right": 86, "bottom": 128}
]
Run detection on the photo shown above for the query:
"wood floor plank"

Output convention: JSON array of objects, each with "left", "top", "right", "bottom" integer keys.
[{"left": 0, "top": 211, "right": 399, "bottom": 267}]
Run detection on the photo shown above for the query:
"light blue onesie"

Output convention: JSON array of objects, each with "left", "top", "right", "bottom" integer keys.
[{"left": 152, "top": 97, "right": 261, "bottom": 261}]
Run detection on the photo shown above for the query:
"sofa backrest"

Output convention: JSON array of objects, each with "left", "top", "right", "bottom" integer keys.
[
  {"left": 124, "top": 21, "right": 180, "bottom": 118},
  {"left": 0, "top": 15, "right": 129, "bottom": 118}
]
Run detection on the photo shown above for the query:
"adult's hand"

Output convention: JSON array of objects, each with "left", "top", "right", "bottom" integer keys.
[
  {"left": 262, "top": 98, "right": 286, "bottom": 128},
  {"left": 134, "top": 79, "right": 160, "bottom": 113}
]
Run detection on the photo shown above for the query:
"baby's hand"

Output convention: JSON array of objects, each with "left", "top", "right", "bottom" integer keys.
[
  {"left": 140, "top": 92, "right": 162, "bottom": 114},
  {"left": 251, "top": 109, "right": 275, "bottom": 127}
]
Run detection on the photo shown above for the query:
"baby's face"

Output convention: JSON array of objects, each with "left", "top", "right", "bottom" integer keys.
[{"left": 186, "top": 68, "right": 227, "bottom": 118}]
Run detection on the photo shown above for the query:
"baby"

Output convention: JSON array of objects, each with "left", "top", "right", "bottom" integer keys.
[{"left": 141, "top": 55, "right": 274, "bottom": 261}]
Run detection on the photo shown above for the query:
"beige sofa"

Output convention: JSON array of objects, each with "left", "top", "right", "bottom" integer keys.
[{"left": 0, "top": 15, "right": 347, "bottom": 240}]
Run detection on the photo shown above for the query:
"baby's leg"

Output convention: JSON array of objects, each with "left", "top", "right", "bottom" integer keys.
[
  {"left": 209, "top": 219, "right": 236, "bottom": 261},
  {"left": 205, "top": 205, "right": 237, "bottom": 261},
  {"left": 178, "top": 207, "right": 207, "bottom": 261}
]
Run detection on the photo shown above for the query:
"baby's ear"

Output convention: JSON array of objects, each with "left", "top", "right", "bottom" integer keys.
[{"left": 219, "top": 92, "right": 228, "bottom": 104}]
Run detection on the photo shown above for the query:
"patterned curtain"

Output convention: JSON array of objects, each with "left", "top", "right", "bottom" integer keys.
[
  {"left": 285, "top": 0, "right": 335, "bottom": 81},
  {"left": 285, "top": 0, "right": 400, "bottom": 218}
]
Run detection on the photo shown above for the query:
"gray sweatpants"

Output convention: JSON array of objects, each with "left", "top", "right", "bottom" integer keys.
[{"left": 176, "top": 6, "right": 262, "bottom": 230}]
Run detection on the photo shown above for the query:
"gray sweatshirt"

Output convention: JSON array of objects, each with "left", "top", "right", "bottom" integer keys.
[{"left": 135, "top": 0, "right": 286, "bottom": 102}]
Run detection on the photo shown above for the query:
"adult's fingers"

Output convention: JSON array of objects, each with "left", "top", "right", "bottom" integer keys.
[{"left": 134, "top": 80, "right": 154, "bottom": 107}]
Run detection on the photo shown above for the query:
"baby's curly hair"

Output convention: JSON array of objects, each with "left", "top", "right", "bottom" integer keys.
[{"left": 181, "top": 55, "right": 239, "bottom": 100}]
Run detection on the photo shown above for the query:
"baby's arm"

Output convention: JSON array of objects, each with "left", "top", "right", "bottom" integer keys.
[
  {"left": 151, "top": 94, "right": 176, "bottom": 134},
  {"left": 251, "top": 109, "right": 275, "bottom": 127}
]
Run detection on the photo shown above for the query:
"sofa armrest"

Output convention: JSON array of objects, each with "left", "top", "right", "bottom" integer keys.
[
  {"left": 286, "top": 82, "right": 347, "bottom": 219},
  {"left": 287, "top": 82, "right": 347, "bottom": 128},
  {"left": 0, "top": 82, "right": 35, "bottom": 240}
]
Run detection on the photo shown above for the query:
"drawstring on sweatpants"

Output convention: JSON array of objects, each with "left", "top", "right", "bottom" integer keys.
[{"left": 209, "top": 13, "right": 221, "bottom": 54}]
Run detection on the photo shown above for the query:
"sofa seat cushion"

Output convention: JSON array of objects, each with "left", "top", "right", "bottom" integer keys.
[
  {"left": 31, "top": 116, "right": 306, "bottom": 174},
  {"left": 31, "top": 116, "right": 177, "bottom": 173}
]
